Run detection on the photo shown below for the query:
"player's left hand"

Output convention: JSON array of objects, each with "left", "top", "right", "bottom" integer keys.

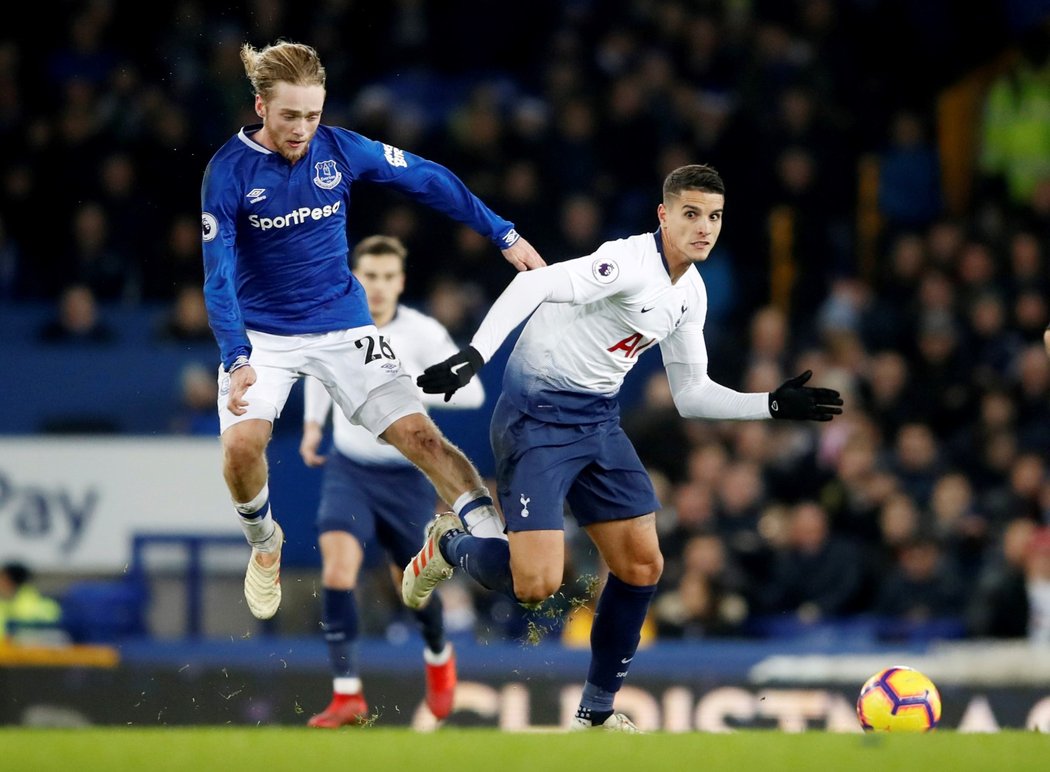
[
  {"left": 417, "top": 346, "right": 484, "bottom": 402},
  {"left": 299, "top": 422, "right": 327, "bottom": 467},
  {"left": 227, "top": 365, "right": 256, "bottom": 415},
  {"left": 502, "top": 236, "right": 546, "bottom": 271},
  {"left": 768, "top": 370, "right": 843, "bottom": 421}
]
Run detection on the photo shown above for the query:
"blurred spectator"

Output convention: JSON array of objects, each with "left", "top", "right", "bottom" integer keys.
[
  {"left": 762, "top": 500, "right": 864, "bottom": 622},
  {"left": 982, "top": 451, "right": 1047, "bottom": 525},
  {"left": 857, "top": 350, "right": 915, "bottom": 439},
  {"left": 861, "top": 491, "right": 923, "bottom": 606},
  {"left": 558, "top": 193, "right": 605, "bottom": 257},
  {"left": 141, "top": 215, "right": 207, "bottom": 301},
  {"left": 37, "top": 283, "right": 115, "bottom": 344},
  {"left": 862, "top": 232, "right": 927, "bottom": 351},
  {"left": 889, "top": 422, "right": 944, "bottom": 509},
  {"left": 1013, "top": 343, "right": 1050, "bottom": 449},
  {"left": 977, "top": 23, "right": 1050, "bottom": 207},
  {"left": 948, "top": 387, "right": 1018, "bottom": 484},
  {"left": 725, "top": 304, "right": 791, "bottom": 384},
  {"left": 929, "top": 472, "right": 990, "bottom": 584},
  {"left": 0, "top": 214, "right": 20, "bottom": 300},
  {"left": 714, "top": 460, "right": 770, "bottom": 582},
  {"left": 660, "top": 481, "right": 718, "bottom": 588},
  {"left": 1026, "top": 528, "right": 1050, "bottom": 643},
  {"left": 909, "top": 309, "right": 977, "bottom": 437},
  {"left": 968, "top": 518, "right": 1037, "bottom": 638},
  {"left": 1006, "top": 229, "right": 1048, "bottom": 301},
  {"left": 652, "top": 534, "right": 750, "bottom": 639},
  {"left": 57, "top": 201, "right": 132, "bottom": 302},
  {"left": 154, "top": 284, "right": 213, "bottom": 344},
  {"left": 819, "top": 431, "right": 886, "bottom": 543},
  {"left": 877, "top": 108, "right": 944, "bottom": 236},
  {"left": 872, "top": 535, "right": 967, "bottom": 630},
  {"left": 424, "top": 276, "right": 485, "bottom": 346},
  {"left": 1014, "top": 286, "right": 1050, "bottom": 343},
  {"left": 0, "top": 562, "right": 64, "bottom": 643},
  {"left": 622, "top": 371, "right": 692, "bottom": 483},
  {"left": 96, "top": 151, "right": 153, "bottom": 286},
  {"left": 170, "top": 362, "right": 220, "bottom": 436},
  {"left": 965, "top": 290, "right": 1024, "bottom": 386}
]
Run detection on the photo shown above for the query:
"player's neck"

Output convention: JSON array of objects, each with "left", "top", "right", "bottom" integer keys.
[
  {"left": 372, "top": 307, "right": 396, "bottom": 327},
  {"left": 254, "top": 126, "right": 279, "bottom": 153},
  {"left": 659, "top": 230, "right": 691, "bottom": 284}
]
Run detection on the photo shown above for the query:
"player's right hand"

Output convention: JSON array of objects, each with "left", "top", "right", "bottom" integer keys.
[
  {"left": 300, "top": 422, "right": 327, "bottom": 467},
  {"left": 502, "top": 236, "right": 546, "bottom": 271},
  {"left": 417, "top": 346, "right": 484, "bottom": 402},
  {"left": 227, "top": 365, "right": 255, "bottom": 415}
]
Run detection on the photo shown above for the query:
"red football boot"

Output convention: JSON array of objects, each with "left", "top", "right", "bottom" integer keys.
[
  {"left": 307, "top": 692, "right": 370, "bottom": 728},
  {"left": 424, "top": 645, "right": 457, "bottom": 720}
]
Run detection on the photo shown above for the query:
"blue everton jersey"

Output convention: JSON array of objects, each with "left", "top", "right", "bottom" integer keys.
[{"left": 201, "top": 124, "right": 518, "bottom": 370}]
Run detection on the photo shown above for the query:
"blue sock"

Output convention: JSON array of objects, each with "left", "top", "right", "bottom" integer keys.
[
  {"left": 584, "top": 573, "right": 656, "bottom": 697},
  {"left": 322, "top": 588, "right": 359, "bottom": 678},
  {"left": 440, "top": 530, "right": 517, "bottom": 600},
  {"left": 412, "top": 592, "right": 446, "bottom": 654}
]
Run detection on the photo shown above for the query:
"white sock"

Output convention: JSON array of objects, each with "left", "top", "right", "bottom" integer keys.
[
  {"left": 234, "top": 484, "right": 279, "bottom": 551},
  {"left": 453, "top": 489, "right": 508, "bottom": 541},
  {"left": 333, "top": 676, "right": 362, "bottom": 695},
  {"left": 423, "top": 643, "right": 452, "bottom": 666},
  {"left": 464, "top": 506, "right": 508, "bottom": 540}
]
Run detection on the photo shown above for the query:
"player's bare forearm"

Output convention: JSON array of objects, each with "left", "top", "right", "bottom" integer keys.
[
  {"left": 502, "top": 236, "right": 546, "bottom": 271},
  {"left": 1044, "top": 328, "right": 1050, "bottom": 361}
]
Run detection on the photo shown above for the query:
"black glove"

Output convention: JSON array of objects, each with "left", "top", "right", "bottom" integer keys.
[
  {"left": 769, "top": 370, "right": 843, "bottom": 421},
  {"left": 417, "top": 346, "right": 485, "bottom": 402}
]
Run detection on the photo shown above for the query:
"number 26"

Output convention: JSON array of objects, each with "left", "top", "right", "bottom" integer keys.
[{"left": 355, "top": 334, "right": 396, "bottom": 363}]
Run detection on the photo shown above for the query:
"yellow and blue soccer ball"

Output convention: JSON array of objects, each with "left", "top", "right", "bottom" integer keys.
[{"left": 856, "top": 665, "right": 942, "bottom": 732}]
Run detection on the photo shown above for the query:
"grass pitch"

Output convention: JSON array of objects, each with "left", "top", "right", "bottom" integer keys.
[{"left": 2, "top": 727, "right": 1045, "bottom": 772}]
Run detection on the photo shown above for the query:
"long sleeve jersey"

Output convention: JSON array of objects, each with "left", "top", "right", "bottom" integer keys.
[
  {"left": 468, "top": 230, "right": 771, "bottom": 424},
  {"left": 201, "top": 124, "right": 519, "bottom": 370}
]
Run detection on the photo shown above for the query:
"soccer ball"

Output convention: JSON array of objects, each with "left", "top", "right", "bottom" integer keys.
[{"left": 856, "top": 665, "right": 942, "bottom": 732}]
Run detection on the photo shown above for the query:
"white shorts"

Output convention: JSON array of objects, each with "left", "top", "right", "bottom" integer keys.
[{"left": 216, "top": 327, "right": 424, "bottom": 438}]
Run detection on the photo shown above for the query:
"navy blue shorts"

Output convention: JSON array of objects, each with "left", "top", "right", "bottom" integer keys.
[
  {"left": 316, "top": 452, "right": 437, "bottom": 566},
  {"left": 490, "top": 395, "right": 660, "bottom": 533}
]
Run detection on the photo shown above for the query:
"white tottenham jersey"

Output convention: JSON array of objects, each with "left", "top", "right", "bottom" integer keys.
[
  {"left": 470, "top": 230, "right": 770, "bottom": 423},
  {"left": 304, "top": 304, "right": 484, "bottom": 464}
]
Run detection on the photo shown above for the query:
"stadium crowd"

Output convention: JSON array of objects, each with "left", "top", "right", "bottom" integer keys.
[{"left": 3, "top": 0, "right": 1050, "bottom": 645}]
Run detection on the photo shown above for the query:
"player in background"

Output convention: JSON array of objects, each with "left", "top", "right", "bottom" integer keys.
[
  {"left": 300, "top": 235, "right": 484, "bottom": 727},
  {"left": 201, "top": 41, "right": 543, "bottom": 622},
  {"left": 403, "top": 164, "right": 843, "bottom": 732}
]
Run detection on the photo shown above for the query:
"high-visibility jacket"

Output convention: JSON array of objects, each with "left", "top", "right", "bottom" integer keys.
[{"left": 0, "top": 585, "right": 62, "bottom": 639}]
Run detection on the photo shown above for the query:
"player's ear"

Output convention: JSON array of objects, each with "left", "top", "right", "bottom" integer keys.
[
  {"left": 255, "top": 95, "right": 265, "bottom": 119},
  {"left": 657, "top": 202, "right": 667, "bottom": 227}
]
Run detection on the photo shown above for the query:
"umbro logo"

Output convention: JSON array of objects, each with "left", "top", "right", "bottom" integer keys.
[{"left": 246, "top": 188, "right": 267, "bottom": 203}]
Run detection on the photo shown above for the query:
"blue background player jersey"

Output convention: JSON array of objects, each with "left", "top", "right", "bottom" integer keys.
[{"left": 201, "top": 124, "right": 518, "bottom": 370}]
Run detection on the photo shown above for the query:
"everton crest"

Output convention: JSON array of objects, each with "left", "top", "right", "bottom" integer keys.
[{"left": 313, "top": 160, "right": 342, "bottom": 190}]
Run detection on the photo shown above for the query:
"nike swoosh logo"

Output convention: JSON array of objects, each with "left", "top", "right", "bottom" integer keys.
[
  {"left": 640, "top": 306, "right": 655, "bottom": 313},
  {"left": 621, "top": 656, "right": 633, "bottom": 664}
]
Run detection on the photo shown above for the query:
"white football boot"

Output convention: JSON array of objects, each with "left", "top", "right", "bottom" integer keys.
[
  {"left": 569, "top": 713, "right": 642, "bottom": 733},
  {"left": 244, "top": 521, "right": 283, "bottom": 619},
  {"left": 402, "top": 512, "right": 462, "bottom": 609}
]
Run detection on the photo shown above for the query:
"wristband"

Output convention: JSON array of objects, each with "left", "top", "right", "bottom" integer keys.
[
  {"left": 500, "top": 228, "right": 521, "bottom": 248},
  {"left": 228, "top": 355, "right": 250, "bottom": 373}
]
